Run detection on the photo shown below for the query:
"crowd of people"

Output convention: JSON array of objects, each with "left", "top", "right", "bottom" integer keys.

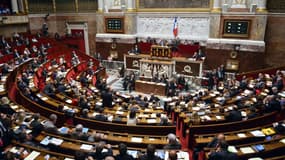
[
  {"left": 0, "top": 106, "right": 182, "bottom": 160},
  {"left": 1, "top": 30, "right": 285, "bottom": 160}
]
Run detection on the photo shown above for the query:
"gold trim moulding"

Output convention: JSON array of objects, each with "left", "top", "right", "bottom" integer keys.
[
  {"left": 136, "top": 8, "right": 211, "bottom": 12},
  {"left": 256, "top": 8, "right": 268, "bottom": 13},
  {"left": 211, "top": 8, "right": 221, "bottom": 13},
  {"left": 127, "top": 8, "right": 137, "bottom": 12},
  {"left": 97, "top": 9, "right": 103, "bottom": 13}
]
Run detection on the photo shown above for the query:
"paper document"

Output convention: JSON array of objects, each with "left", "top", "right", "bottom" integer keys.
[
  {"left": 50, "top": 138, "right": 63, "bottom": 145},
  {"left": 80, "top": 144, "right": 93, "bottom": 150},
  {"left": 147, "top": 119, "right": 156, "bottom": 123},
  {"left": 40, "top": 136, "right": 50, "bottom": 145},
  {"left": 131, "top": 137, "right": 143, "bottom": 143},
  {"left": 24, "top": 151, "right": 40, "bottom": 160},
  {"left": 228, "top": 146, "right": 238, "bottom": 153},
  {"left": 237, "top": 133, "right": 247, "bottom": 138},
  {"left": 240, "top": 147, "right": 255, "bottom": 154},
  {"left": 250, "top": 130, "right": 265, "bottom": 137}
]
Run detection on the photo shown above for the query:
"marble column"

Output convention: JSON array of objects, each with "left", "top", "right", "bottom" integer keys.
[
  {"left": 98, "top": 0, "right": 104, "bottom": 12},
  {"left": 127, "top": 0, "right": 136, "bottom": 12},
  {"left": 257, "top": 0, "right": 267, "bottom": 12},
  {"left": 75, "top": 0, "right": 79, "bottom": 12},
  {"left": 24, "top": 0, "right": 28, "bottom": 13},
  {"left": 52, "top": 0, "right": 56, "bottom": 13},
  {"left": 212, "top": 0, "right": 221, "bottom": 12},
  {"left": 17, "top": 0, "right": 24, "bottom": 13},
  {"left": 11, "top": 0, "right": 19, "bottom": 14}
]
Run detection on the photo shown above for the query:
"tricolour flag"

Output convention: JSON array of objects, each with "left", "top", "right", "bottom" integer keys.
[{"left": 173, "top": 17, "right": 178, "bottom": 38}]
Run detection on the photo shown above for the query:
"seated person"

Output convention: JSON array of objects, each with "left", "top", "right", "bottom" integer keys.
[
  {"left": 131, "top": 44, "right": 141, "bottom": 54},
  {"left": 29, "top": 113, "right": 44, "bottom": 136},
  {"left": 43, "top": 81, "right": 56, "bottom": 97},
  {"left": 207, "top": 133, "right": 225, "bottom": 148},
  {"left": 43, "top": 114, "right": 58, "bottom": 133},
  {"left": 192, "top": 49, "right": 205, "bottom": 60},
  {"left": 273, "top": 120, "right": 285, "bottom": 135},
  {"left": 0, "top": 97, "right": 15, "bottom": 115},
  {"left": 208, "top": 140, "right": 238, "bottom": 160},
  {"left": 247, "top": 106, "right": 258, "bottom": 119},
  {"left": 168, "top": 150, "right": 178, "bottom": 160},
  {"left": 139, "top": 144, "right": 162, "bottom": 160},
  {"left": 115, "top": 143, "right": 134, "bottom": 160},
  {"left": 105, "top": 156, "right": 115, "bottom": 160},
  {"left": 264, "top": 95, "right": 281, "bottom": 113},
  {"left": 2, "top": 63, "right": 10, "bottom": 74},
  {"left": 70, "top": 124, "right": 89, "bottom": 141},
  {"left": 163, "top": 133, "right": 181, "bottom": 150},
  {"left": 225, "top": 105, "right": 242, "bottom": 122},
  {"left": 159, "top": 115, "right": 170, "bottom": 126},
  {"left": 94, "top": 108, "right": 108, "bottom": 121},
  {"left": 88, "top": 141, "right": 113, "bottom": 160}
]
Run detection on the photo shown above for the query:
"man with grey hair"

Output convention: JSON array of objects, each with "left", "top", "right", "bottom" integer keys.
[
  {"left": 0, "top": 97, "right": 15, "bottom": 115},
  {"left": 163, "top": 133, "right": 181, "bottom": 150},
  {"left": 43, "top": 114, "right": 58, "bottom": 133}
]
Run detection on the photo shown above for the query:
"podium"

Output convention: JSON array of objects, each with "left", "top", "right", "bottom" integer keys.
[
  {"left": 150, "top": 45, "right": 172, "bottom": 58},
  {"left": 124, "top": 54, "right": 203, "bottom": 78},
  {"left": 139, "top": 59, "right": 174, "bottom": 80}
]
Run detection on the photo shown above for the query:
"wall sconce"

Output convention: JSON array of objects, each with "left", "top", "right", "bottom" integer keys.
[{"left": 234, "top": 44, "right": 240, "bottom": 51}]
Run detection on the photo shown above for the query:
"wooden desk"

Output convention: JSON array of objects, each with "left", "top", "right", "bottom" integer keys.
[
  {"left": 10, "top": 141, "right": 74, "bottom": 160},
  {"left": 124, "top": 54, "right": 204, "bottom": 77},
  {"left": 135, "top": 80, "right": 166, "bottom": 96}
]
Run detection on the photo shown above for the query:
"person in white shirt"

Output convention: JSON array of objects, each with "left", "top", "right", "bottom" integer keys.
[{"left": 23, "top": 48, "right": 31, "bottom": 57}]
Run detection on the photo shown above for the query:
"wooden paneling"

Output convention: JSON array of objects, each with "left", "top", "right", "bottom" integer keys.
[
  {"left": 267, "top": 0, "right": 285, "bottom": 13},
  {"left": 205, "top": 49, "right": 266, "bottom": 72},
  {"left": 96, "top": 42, "right": 133, "bottom": 61}
]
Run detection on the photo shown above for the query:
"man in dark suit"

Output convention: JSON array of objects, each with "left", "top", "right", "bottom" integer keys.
[
  {"left": 139, "top": 144, "right": 162, "bottom": 160},
  {"left": 208, "top": 140, "right": 239, "bottom": 160},
  {"left": 43, "top": 81, "right": 55, "bottom": 97},
  {"left": 1, "top": 63, "right": 10, "bottom": 74},
  {"left": 102, "top": 87, "right": 113, "bottom": 108},
  {"left": 274, "top": 75, "right": 284, "bottom": 91},
  {"left": 78, "top": 97, "right": 90, "bottom": 110},
  {"left": 247, "top": 107, "right": 258, "bottom": 119},
  {"left": 115, "top": 143, "right": 134, "bottom": 160},
  {"left": 132, "top": 44, "right": 141, "bottom": 54},
  {"left": 163, "top": 133, "right": 181, "bottom": 150},
  {"left": 264, "top": 95, "right": 281, "bottom": 113},
  {"left": 94, "top": 108, "right": 107, "bottom": 122},
  {"left": 225, "top": 106, "right": 242, "bottom": 122},
  {"left": 207, "top": 133, "right": 225, "bottom": 148},
  {"left": 29, "top": 113, "right": 44, "bottom": 136},
  {"left": 0, "top": 97, "right": 15, "bottom": 115},
  {"left": 17, "top": 77, "right": 28, "bottom": 91},
  {"left": 88, "top": 142, "right": 113, "bottom": 160},
  {"left": 13, "top": 49, "right": 20, "bottom": 59}
]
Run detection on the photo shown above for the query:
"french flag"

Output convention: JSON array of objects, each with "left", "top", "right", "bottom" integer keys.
[{"left": 173, "top": 17, "right": 178, "bottom": 38}]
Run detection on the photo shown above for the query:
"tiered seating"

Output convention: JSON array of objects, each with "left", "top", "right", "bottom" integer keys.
[
  {"left": 1, "top": 36, "right": 175, "bottom": 156},
  {"left": 2, "top": 33, "right": 284, "bottom": 160}
]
